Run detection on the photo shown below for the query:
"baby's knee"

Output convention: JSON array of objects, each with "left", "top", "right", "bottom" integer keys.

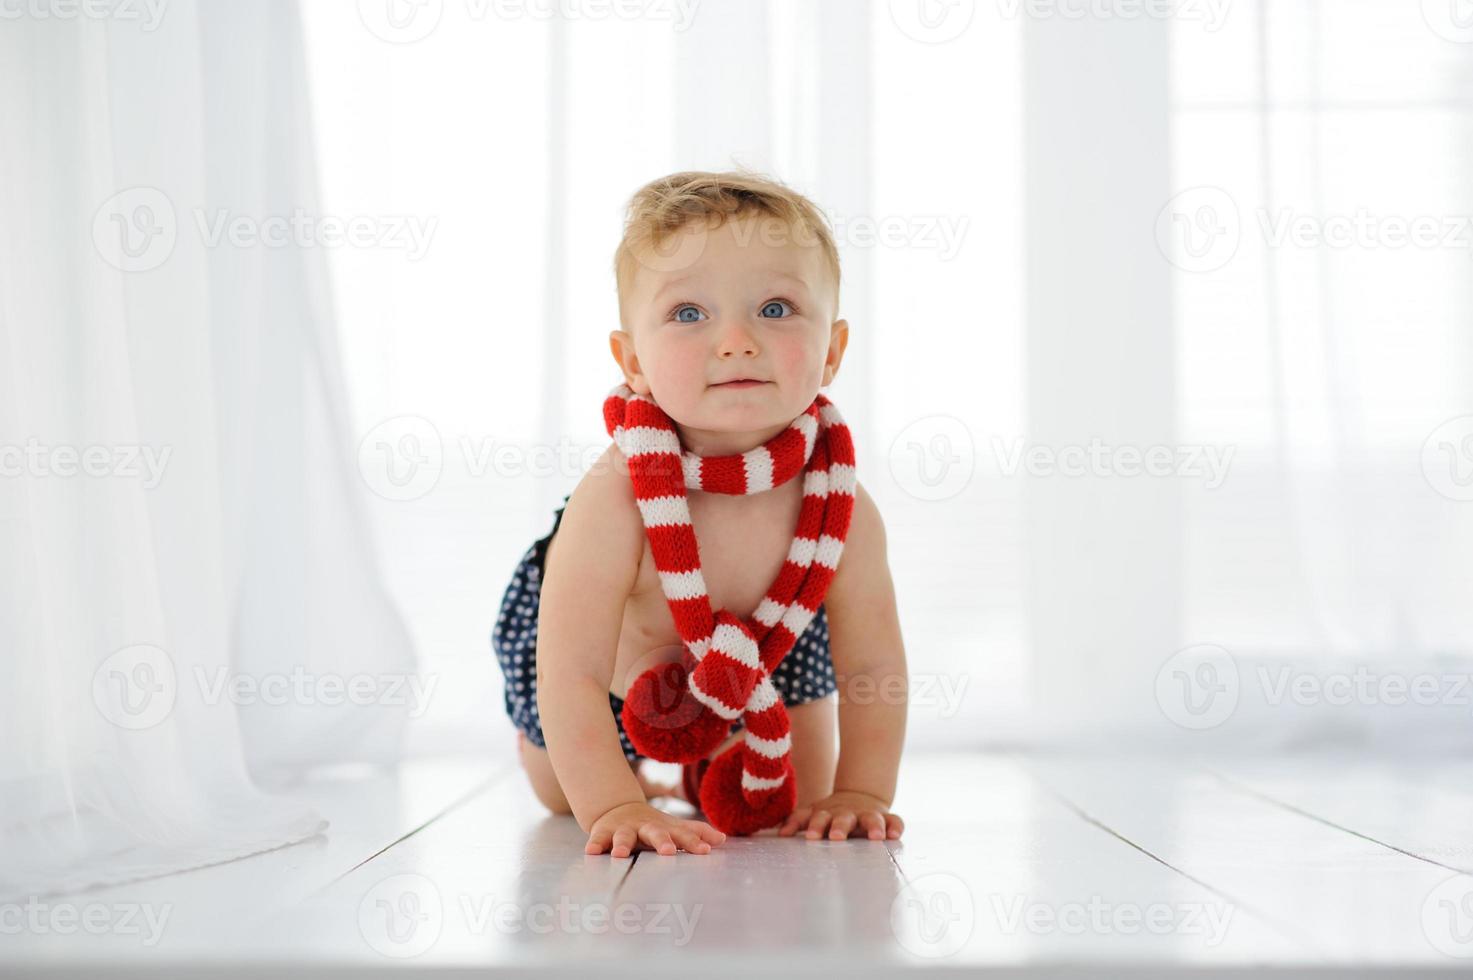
[
  {"left": 531, "top": 783, "right": 574, "bottom": 816},
  {"left": 517, "top": 735, "right": 575, "bottom": 815}
]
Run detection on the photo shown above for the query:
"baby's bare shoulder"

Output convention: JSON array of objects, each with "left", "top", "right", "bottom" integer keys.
[
  {"left": 543, "top": 443, "right": 645, "bottom": 588},
  {"left": 826, "top": 480, "right": 891, "bottom": 603},
  {"left": 535, "top": 445, "right": 645, "bottom": 681}
]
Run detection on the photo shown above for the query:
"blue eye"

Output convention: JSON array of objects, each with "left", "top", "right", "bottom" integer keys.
[
  {"left": 672, "top": 304, "right": 706, "bottom": 323},
  {"left": 760, "top": 300, "right": 792, "bottom": 318}
]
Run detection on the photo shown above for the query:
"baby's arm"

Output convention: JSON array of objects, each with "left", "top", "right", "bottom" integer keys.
[
  {"left": 778, "top": 481, "right": 908, "bottom": 841},
  {"left": 535, "top": 446, "right": 726, "bottom": 856}
]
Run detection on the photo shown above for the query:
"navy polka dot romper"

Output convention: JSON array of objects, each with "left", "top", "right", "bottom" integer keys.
[{"left": 492, "top": 492, "right": 838, "bottom": 761}]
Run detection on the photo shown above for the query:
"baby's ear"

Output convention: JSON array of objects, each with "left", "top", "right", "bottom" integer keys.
[
  {"left": 608, "top": 329, "right": 650, "bottom": 394},
  {"left": 822, "top": 318, "right": 850, "bottom": 386}
]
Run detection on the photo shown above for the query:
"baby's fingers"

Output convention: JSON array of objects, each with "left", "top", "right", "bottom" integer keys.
[
  {"left": 859, "top": 811, "right": 887, "bottom": 840},
  {"left": 585, "top": 827, "right": 613, "bottom": 855},
  {"left": 804, "top": 809, "right": 833, "bottom": 840},
  {"left": 639, "top": 823, "right": 678, "bottom": 856},
  {"left": 884, "top": 812, "right": 905, "bottom": 839},
  {"left": 691, "top": 822, "right": 728, "bottom": 847},
  {"left": 778, "top": 807, "right": 812, "bottom": 837},
  {"left": 671, "top": 819, "right": 709, "bottom": 854},
  {"left": 610, "top": 826, "right": 639, "bottom": 858},
  {"left": 827, "top": 811, "right": 858, "bottom": 840}
]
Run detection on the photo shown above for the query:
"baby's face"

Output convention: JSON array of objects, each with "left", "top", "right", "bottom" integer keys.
[{"left": 610, "top": 215, "right": 847, "bottom": 451}]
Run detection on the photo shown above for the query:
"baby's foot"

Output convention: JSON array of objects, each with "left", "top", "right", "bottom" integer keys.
[
  {"left": 679, "top": 759, "right": 710, "bottom": 807},
  {"left": 634, "top": 763, "right": 680, "bottom": 801}
]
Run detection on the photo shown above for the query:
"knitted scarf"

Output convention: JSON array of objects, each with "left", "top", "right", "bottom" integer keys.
[{"left": 602, "top": 381, "right": 856, "bottom": 835}]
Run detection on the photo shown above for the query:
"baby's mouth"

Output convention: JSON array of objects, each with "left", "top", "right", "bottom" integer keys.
[{"left": 710, "top": 379, "right": 770, "bottom": 389}]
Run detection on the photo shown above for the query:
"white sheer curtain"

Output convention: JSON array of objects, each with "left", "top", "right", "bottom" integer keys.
[
  {"left": 293, "top": 0, "right": 1472, "bottom": 759},
  {"left": 300, "top": 0, "right": 1024, "bottom": 753},
  {"left": 1164, "top": 0, "right": 1473, "bottom": 749},
  {"left": 0, "top": 0, "right": 414, "bottom": 899}
]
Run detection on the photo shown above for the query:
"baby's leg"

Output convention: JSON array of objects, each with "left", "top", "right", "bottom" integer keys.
[
  {"left": 518, "top": 732, "right": 648, "bottom": 816},
  {"left": 517, "top": 732, "right": 573, "bottom": 815}
]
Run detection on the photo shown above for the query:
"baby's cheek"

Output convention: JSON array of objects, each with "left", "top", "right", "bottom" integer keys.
[
  {"left": 776, "top": 335, "right": 825, "bottom": 387},
  {"left": 648, "top": 344, "right": 707, "bottom": 411}
]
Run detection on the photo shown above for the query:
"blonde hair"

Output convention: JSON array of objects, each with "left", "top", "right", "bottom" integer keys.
[{"left": 612, "top": 169, "right": 842, "bottom": 326}]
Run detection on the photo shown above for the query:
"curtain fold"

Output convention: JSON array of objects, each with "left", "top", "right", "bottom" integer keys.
[{"left": 0, "top": 0, "right": 414, "bottom": 899}]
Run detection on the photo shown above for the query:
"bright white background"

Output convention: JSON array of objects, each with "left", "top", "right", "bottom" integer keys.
[{"left": 302, "top": 0, "right": 1473, "bottom": 753}]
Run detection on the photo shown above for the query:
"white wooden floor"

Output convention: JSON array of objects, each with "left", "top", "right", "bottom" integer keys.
[{"left": 8, "top": 749, "right": 1473, "bottom": 977}]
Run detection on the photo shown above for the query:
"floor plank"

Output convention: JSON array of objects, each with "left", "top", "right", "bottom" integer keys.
[
  {"left": 256, "top": 758, "right": 634, "bottom": 968},
  {"left": 1030, "top": 753, "right": 1465, "bottom": 965},
  {"left": 884, "top": 752, "right": 1310, "bottom": 965},
  {"left": 5, "top": 756, "right": 508, "bottom": 962},
  {"left": 1207, "top": 755, "right": 1473, "bottom": 874}
]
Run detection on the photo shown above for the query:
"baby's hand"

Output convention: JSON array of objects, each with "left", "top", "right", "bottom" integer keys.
[
  {"left": 584, "top": 801, "right": 727, "bottom": 857},
  {"left": 777, "top": 790, "right": 904, "bottom": 841}
]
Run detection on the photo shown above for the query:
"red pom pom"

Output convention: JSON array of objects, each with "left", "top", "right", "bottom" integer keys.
[
  {"left": 698, "top": 744, "right": 796, "bottom": 836},
  {"left": 620, "top": 659, "right": 729, "bottom": 763}
]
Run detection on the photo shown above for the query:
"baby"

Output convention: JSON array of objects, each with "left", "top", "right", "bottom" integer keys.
[{"left": 492, "top": 171, "right": 907, "bottom": 857}]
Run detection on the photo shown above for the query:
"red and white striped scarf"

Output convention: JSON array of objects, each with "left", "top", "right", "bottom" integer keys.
[{"left": 602, "top": 381, "right": 857, "bottom": 835}]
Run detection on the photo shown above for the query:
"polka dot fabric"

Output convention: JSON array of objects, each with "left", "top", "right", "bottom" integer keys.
[{"left": 491, "top": 493, "right": 838, "bottom": 761}]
